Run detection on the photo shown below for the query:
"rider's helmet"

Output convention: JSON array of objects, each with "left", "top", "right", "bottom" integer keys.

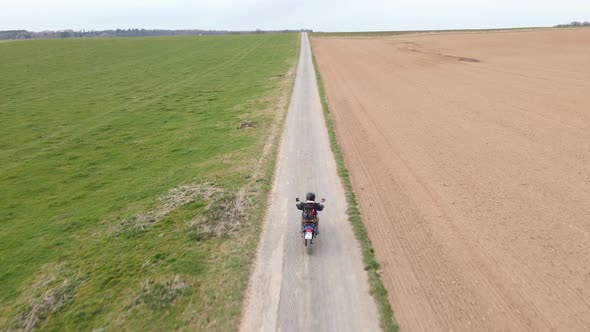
[{"left": 306, "top": 192, "right": 316, "bottom": 201}]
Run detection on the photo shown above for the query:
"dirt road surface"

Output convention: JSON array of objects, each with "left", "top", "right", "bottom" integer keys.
[
  {"left": 240, "top": 33, "right": 380, "bottom": 331},
  {"left": 312, "top": 29, "right": 590, "bottom": 331}
]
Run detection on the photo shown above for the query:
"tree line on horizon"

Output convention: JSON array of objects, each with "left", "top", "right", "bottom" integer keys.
[
  {"left": 554, "top": 21, "right": 590, "bottom": 27},
  {"left": 0, "top": 28, "right": 312, "bottom": 40}
]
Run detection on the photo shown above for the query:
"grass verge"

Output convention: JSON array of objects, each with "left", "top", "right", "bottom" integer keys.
[{"left": 311, "top": 47, "right": 399, "bottom": 332}]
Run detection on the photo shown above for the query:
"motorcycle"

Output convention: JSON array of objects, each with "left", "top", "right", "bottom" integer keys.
[{"left": 296, "top": 197, "right": 325, "bottom": 254}]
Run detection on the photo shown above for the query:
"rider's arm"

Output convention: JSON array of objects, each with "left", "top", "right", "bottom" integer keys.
[
  {"left": 296, "top": 202, "right": 304, "bottom": 210},
  {"left": 316, "top": 203, "right": 324, "bottom": 211}
]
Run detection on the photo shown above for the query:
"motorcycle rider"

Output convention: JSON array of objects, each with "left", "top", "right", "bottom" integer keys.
[{"left": 296, "top": 192, "right": 324, "bottom": 235}]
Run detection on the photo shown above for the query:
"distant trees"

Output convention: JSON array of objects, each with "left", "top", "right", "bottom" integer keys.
[
  {"left": 555, "top": 21, "right": 590, "bottom": 28},
  {"left": 0, "top": 28, "right": 313, "bottom": 40},
  {"left": 0, "top": 30, "right": 30, "bottom": 39}
]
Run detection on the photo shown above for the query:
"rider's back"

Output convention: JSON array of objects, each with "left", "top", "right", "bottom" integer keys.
[{"left": 302, "top": 201, "right": 318, "bottom": 221}]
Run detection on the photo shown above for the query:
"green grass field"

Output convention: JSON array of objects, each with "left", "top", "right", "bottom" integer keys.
[{"left": 0, "top": 33, "right": 299, "bottom": 331}]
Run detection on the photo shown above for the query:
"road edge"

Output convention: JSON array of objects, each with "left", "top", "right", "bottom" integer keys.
[
  {"left": 310, "top": 43, "right": 399, "bottom": 332},
  {"left": 238, "top": 32, "right": 302, "bottom": 328}
]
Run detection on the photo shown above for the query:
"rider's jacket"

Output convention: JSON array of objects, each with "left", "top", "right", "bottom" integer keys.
[{"left": 296, "top": 200, "right": 325, "bottom": 220}]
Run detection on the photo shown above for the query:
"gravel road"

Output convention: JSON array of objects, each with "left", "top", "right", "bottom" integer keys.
[{"left": 240, "top": 33, "right": 381, "bottom": 332}]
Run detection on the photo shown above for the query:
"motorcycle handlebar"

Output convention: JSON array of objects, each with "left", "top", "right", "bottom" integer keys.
[{"left": 295, "top": 197, "right": 326, "bottom": 203}]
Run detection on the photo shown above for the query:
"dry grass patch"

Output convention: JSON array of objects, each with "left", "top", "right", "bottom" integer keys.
[
  {"left": 187, "top": 188, "right": 250, "bottom": 240},
  {"left": 133, "top": 275, "right": 189, "bottom": 311},
  {"left": 12, "top": 263, "right": 85, "bottom": 332},
  {"left": 117, "top": 183, "right": 220, "bottom": 234},
  {"left": 115, "top": 181, "right": 251, "bottom": 240}
]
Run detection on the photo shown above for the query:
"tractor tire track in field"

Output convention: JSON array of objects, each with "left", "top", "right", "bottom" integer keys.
[{"left": 240, "top": 33, "right": 380, "bottom": 332}]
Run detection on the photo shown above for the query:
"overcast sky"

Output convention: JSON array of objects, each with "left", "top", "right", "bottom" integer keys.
[{"left": 1, "top": 0, "right": 589, "bottom": 32}]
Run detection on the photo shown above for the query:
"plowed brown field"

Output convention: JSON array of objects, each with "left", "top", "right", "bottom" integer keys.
[{"left": 312, "top": 29, "right": 590, "bottom": 331}]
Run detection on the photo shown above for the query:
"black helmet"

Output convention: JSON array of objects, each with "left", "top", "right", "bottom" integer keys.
[{"left": 306, "top": 192, "right": 316, "bottom": 201}]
